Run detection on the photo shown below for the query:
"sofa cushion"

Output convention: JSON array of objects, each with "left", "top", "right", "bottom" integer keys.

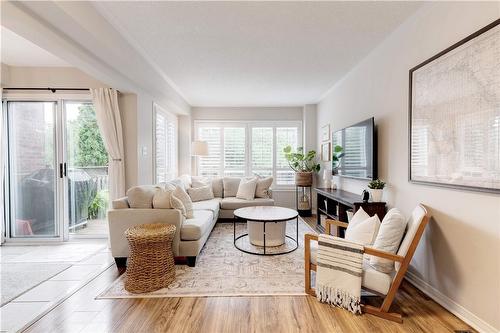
[
  {"left": 236, "top": 177, "right": 257, "bottom": 200},
  {"left": 173, "top": 186, "right": 194, "bottom": 219},
  {"left": 223, "top": 177, "right": 241, "bottom": 197},
  {"left": 191, "top": 176, "right": 209, "bottom": 188},
  {"left": 187, "top": 185, "right": 214, "bottom": 202},
  {"left": 220, "top": 197, "right": 274, "bottom": 210},
  {"left": 181, "top": 210, "right": 214, "bottom": 241},
  {"left": 309, "top": 242, "right": 393, "bottom": 295},
  {"left": 112, "top": 197, "right": 129, "bottom": 209},
  {"left": 191, "top": 198, "right": 221, "bottom": 214},
  {"left": 255, "top": 176, "right": 273, "bottom": 198},
  {"left": 126, "top": 185, "right": 157, "bottom": 208},
  {"left": 152, "top": 184, "right": 176, "bottom": 209},
  {"left": 211, "top": 177, "right": 224, "bottom": 198}
]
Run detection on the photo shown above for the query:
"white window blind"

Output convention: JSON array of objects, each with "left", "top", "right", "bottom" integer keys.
[
  {"left": 154, "top": 104, "right": 178, "bottom": 183},
  {"left": 195, "top": 121, "right": 302, "bottom": 187}
]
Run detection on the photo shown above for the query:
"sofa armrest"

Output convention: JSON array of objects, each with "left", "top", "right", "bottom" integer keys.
[
  {"left": 108, "top": 208, "right": 184, "bottom": 257},
  {"left": 112, "top": 197, "right": 129, "bottom": 209}
]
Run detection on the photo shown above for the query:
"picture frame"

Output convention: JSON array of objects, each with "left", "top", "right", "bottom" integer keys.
[
  {"left": 408, "top": 19, "right": 500, "bottom": 193},
  {"left": 321, "top": 142, "right": 331, "bottom": 162},
  {"left": 321, "top": 124, "right": 330, "bottom": 142}
]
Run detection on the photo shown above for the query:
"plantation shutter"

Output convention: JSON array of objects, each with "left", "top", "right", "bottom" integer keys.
[
  {"left": 155, "top": 112, "right": 167, "bottom": 183},
  {"left": 251, "top": 127, "right": 273, "bottom": 177},
  {"left": 154, "top": 105, "right": 178, "bottom": 183},
  {"left": 224, "top": 127, "right": 246, "bottom": 177},
  {"left": 198, "top": 127, "right": 222, "bottom": 177},
  {"left": 276, "top": 127, "right": 298, "bottom": 185}
]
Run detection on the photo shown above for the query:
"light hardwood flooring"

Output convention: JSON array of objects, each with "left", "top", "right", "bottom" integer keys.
[{"left": 23, "top": 216, "right": 476, "bottom": 333}]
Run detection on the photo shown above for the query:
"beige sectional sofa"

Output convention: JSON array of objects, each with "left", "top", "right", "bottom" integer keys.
[{"left": 108, "top": 175, "right": 273, "bottom": 267}]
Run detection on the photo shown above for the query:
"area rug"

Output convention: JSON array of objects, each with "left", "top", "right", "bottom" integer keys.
[
  {"left": 97, "top": 219, "right": 317, "bottom": 299},
  {"left": 0, "top": 263, "right": 71, "bottom": 306}
]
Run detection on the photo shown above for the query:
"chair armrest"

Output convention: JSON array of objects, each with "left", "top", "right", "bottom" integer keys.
[
  {"left": 364, "top": 247, "right": 404, "bottom": 263},
  {"left": 325, "top": 219, "right": 349, "bottom": 235}
]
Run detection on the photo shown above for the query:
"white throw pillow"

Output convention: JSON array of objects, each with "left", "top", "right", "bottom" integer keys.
[
  {"left": 126, "top": 185, "right": 157, "bottom": 208},
  {"left": 236, "top": 177, "right": 258, "bottom": 200},
  {"left": 345, "top": 214, "right": 380, "bottom": 246},
  {"left": 170, "top": 195, "right": 186, "bottom": 216},
  {"left": 191, "top": 176, "right": 209, "bottom": 188},
  {"left": 255, "top": 177, "right": 273, "bottom": 198},
  {"left": 369, "top": 208, "right": 407, "bottom": 273},
  {"left": 211, "top": 177, "right": 224, "bottom": 198},
  {"left": 346, "top": 207, "right": 370, "bottom": 230},
  {"left": 187, "top": 185, "right": 214, "bottom": 202},
  {"left": 152, "top": 184, "right": 175, "bottom": 209},
  {"left": 173, "top": 185, "right": 194, "bottom": 219},
  {"left": 223, "top": 177, "right": 241, "bottom": 197}
]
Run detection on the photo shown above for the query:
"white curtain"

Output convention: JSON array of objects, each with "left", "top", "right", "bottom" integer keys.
[{"left": 90, "top": 88, "right": 125, "bottom": 201}]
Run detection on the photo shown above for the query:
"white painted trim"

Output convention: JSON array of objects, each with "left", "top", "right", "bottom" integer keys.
[{"left": 405, "top": 270, "right": 499, "bottom": 333}]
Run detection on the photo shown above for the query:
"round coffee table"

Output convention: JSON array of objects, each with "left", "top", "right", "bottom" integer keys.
[{"left": 233, "top": 206, "right": 299, "bottom": 256}]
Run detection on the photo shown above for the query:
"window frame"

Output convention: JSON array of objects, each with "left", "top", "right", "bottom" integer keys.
[
  {"left": 194, "top": 120, "right": 303, "bottom": 189},
  {"left": 153, "top": 103, "right": 178, "bottom": 183}
]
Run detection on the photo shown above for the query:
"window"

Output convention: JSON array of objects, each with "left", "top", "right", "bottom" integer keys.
[
  {"left": 154, "top": 104, "right": 178, "bottom": 183},
  {"left": 195, "top": 121, "right": 302, "bottom": 187}
]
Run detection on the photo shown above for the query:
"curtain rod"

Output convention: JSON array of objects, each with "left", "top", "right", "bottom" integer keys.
[{"left": 3, "top": 87, "right": 90, "bottom": 93}]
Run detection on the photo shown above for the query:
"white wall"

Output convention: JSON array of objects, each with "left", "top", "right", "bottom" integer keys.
[
  {"left": 191, "top": 106, "right": 310, "bottom": 209},
  {"left": 316, "top": 3, "right": 500, "bottom": 331}
]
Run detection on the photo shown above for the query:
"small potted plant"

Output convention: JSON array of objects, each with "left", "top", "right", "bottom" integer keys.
[
  {"left": 367, "top": 179, "right": 386, "bottom": 202},
  {"left": 283, "top": 146, "right": 320, "bottom": 186}
]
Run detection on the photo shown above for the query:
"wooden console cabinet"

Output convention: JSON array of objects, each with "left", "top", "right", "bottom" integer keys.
[{"left": 315, "top": 188, "right": 386, "bottom": 233}]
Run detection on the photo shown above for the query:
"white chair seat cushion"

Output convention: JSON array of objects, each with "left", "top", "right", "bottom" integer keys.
[
  {"left": 309, "top": 241, "right": 392, "bottom": 295},
  {"left": 191, "top": 198, "right": 221, "bottom": 214},
  {"left": 220, "top": 197, "right": 274, "bottom": 210},
  {"left": 181, "top": 210, "right": 214, "bottom": 241}
]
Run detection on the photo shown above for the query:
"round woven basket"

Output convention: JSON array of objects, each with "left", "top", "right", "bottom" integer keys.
[
  {"left": 295, "top": 171, "right": 313, "bottom": 186},
  {"left": 124, "top": 223, "right": 176, "bottom": 293}
]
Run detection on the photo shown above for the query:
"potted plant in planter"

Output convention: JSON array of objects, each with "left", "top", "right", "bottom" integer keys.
[
  {"left": 367, "top": 179, "right": 386, "bottom": 202},
  {"left": 331, "top": 145, "right": 344, "bottom": 189},
  {"left": 283, "top": 146, "right": 320, "bottom": 186}
]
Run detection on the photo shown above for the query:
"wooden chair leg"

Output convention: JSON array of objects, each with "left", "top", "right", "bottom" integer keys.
[{"left": 363, "top": 305, "right": 403, "bottom": 323}]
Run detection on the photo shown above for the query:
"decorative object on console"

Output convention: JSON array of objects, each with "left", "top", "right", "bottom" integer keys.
[
  {"left": 367, "top": 179, "right": 385, "bottom": 202},
  {"left": 283, "top": 145, "right": 321, "bottom": 217},
  {"left": 409, "top": 19, "right": 500, "bottom": 193},
  {"left": 361, "top": 189, "right": 370, "bottom": 203},
  {"left": 321, "top": 142, "right": 331, "bottom": 161},
  {"left": 321, "top": 124, "right": 330, "bottom": 142},
  {"left": 322, "top": 169, "right": 331, "bottom": 188}
]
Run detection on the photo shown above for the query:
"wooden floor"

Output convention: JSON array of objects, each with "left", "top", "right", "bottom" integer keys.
[{"left": 24, "top": 217, "right": 476, "bottom": 333}]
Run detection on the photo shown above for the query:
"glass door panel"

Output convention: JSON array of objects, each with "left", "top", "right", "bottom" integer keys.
[
  {"left": 65, "top": 101, "right": 109, "bottom": 236},
  {"left": 7, "top": 101, "right": 59, "bottom": 238}
]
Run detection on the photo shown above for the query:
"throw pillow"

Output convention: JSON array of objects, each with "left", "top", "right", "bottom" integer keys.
[
  {"left": 223, "top": 177, "right": 241, "bottom": 197},
  {"left": 187, "top": 185, "right": 214, "bottom": 202},
  {"left": 369, "top": 208, "right": 407, "bottom": 273},
  {"left": 152, "top": 184, "right": 176, "bottom": 209},
  {"left": 173, "top": 185, "right": 194, "bottom": 219},
  {"left": 191, "top": 176, "right": 209, "bottom": 188},
  {"left": 255, "top": 176, "right": 273, "bottom": 198},
  {"left": 236, "top": 177, "right": 258, "bottom": 200},
  {"left": 179, "top": 174, "right": 192, "bottom": 189},
  {"left": 170, "top": 195, "right": 186, "bottom": 216},
  {"left": 211, "top": 177, "right": 224, "bottom": 198},
  {"left": 345, "top": 214, "right": 380, "bottom": 246},
  {"left": 126, "top": 185, "right": 157, "bottom": 208}
]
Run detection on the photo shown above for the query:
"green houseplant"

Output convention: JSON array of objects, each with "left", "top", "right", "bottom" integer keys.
[
  {"left": 331, "top": 145, "right": 345, "bottom": 175},
  {"left": 283, "top": 146, "right": 320, "bottom": 186},
  {"left": 367, "top": 178, "right": 386, "bottom": 202}
]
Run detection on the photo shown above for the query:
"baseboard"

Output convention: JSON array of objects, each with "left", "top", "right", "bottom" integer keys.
[{"left": 405, "top": 271, "right": 499, "bottom": 333}]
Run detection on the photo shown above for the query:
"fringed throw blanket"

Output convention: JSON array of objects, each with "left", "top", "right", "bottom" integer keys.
[{"left": 316, "top": 234, "right": 364, "bottom": 314}]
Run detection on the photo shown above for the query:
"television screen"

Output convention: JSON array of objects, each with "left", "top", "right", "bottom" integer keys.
[{"left": 332, "top": 117, "right": 376, "bottom": 180}]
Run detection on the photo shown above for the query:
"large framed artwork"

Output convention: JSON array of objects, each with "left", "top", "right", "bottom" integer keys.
[{"left": 409, "top": 19, "right": 500, "bottom": 193}]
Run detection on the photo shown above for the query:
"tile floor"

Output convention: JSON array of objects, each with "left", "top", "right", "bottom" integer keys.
[{"left": 0, "top": 239, "right": 113, "bottom": 333}]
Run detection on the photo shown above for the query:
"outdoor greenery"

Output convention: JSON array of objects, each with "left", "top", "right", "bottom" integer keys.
[
  {"left": 368, "top": 178, "right": 386, "bottom": 189},
  {"left": 88, "top": 189, "right": 109, "bottom": 219},
  {"left": 283, "top": 146, "right": 321, "bottom": 173},
  {"left": 332, "top": 145, "right": 345, "bottom": 173}
]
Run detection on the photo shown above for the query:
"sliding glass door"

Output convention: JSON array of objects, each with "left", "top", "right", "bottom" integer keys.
[
  {"left": 6, "top": 101, "right": 60, "bottom": 238},
  {"left": 3, "top": 98, "right": 109, "bottom": 241}
]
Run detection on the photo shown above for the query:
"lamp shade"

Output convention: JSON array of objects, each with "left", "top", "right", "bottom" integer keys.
[
  {"left": 191, "top": 140, "right": 209, "bottom": 156},
  {"left": 322, "top": 169, "right": 330, "bottom": 180}
]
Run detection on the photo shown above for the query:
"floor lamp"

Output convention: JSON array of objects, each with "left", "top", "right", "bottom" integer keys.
[{"left": 191, "top": 140, "right": 209, "bottom": 175}]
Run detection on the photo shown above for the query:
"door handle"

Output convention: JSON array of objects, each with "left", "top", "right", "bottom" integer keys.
[
  {"left": 59, "top": 163, "right": 64, "bottom": 178},
  {"left": 63, "top": 163, "right": 67, "bottom": 177}
]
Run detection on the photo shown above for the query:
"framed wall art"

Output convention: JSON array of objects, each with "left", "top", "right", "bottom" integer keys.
[
  {"left": 321, "top": 142, "right": 331, "bottom": 162},
  {"left": 321, "top": 124, "right": 330, "bottom": 142},
  {"left": 409, "top": 19, "right": 500, "bottom": 193}
]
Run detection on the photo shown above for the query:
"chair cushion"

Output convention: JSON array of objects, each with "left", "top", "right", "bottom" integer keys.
[
  {"left": 191, "top": 198, "right": 221, "bottom": 214},
  {"left": 181, "top": 210, "right": 214, "bottom": 241},
  {"left": 396, "top": 205, "right": 427, "bottom": 271},
  {"left": 223, "top": 177, "right": 241, "bottom": 197},
  {"left": 236, "top": 177, "right": 258, "bottom": 200},
  {"left": 370, "top": 208, "right": 407, "bottom": 273},
  {"left": 187, "top": 185, "right": 214, "bottom": 202},
  {"left": 220, "top": 197, "right": 274, "bottom": 210},
  {"left": 126, "top": 185, "right": 157, "bottom": 208},
  {"left": 345, "top": 207, "right": 380, "bottom": 246},
  {"left": 309, "top": 241, "right": 392, "bottom": 295}
]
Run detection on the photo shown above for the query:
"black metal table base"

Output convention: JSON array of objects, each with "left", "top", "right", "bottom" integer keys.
[{"left": 233, "top": 217, "right": 299, "bottom": 256}]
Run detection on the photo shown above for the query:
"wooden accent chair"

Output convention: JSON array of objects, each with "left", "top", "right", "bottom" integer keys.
[{"left": 304, "top": 204, "right": 430, "bottom": 323}]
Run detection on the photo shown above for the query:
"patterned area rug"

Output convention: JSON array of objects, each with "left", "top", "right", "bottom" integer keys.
[{"left": 97, "top": 219, "right": 317, "bottom": 298}]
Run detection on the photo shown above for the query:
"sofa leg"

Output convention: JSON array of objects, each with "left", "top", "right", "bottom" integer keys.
[
  {"left": 114, "top": 257, "right": 127, "bottom": 268},
  {"left": 187, "top": 256, "right": 197, "bottom": 267}
]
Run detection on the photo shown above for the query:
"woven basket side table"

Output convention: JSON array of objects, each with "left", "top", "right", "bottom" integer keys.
[{"left": 124, "top": 223, "right": 176, "bottom": 293}]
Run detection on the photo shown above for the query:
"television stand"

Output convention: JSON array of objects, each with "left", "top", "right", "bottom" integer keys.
[{"left": 314, "top": 188, "right": 386, "bottom": 234}]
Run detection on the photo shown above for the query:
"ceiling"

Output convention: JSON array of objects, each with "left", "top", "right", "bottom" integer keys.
[
  {"left": 1, "top": 26, "right": 70, "bottom": 67},
  {"left": 95, "top": 1, "right": 421, "bottom": 107}
]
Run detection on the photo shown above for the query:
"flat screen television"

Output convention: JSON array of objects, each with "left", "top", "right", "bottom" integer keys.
[{"left": 331, "top": 117, "right": 377, "bottom": 180}]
